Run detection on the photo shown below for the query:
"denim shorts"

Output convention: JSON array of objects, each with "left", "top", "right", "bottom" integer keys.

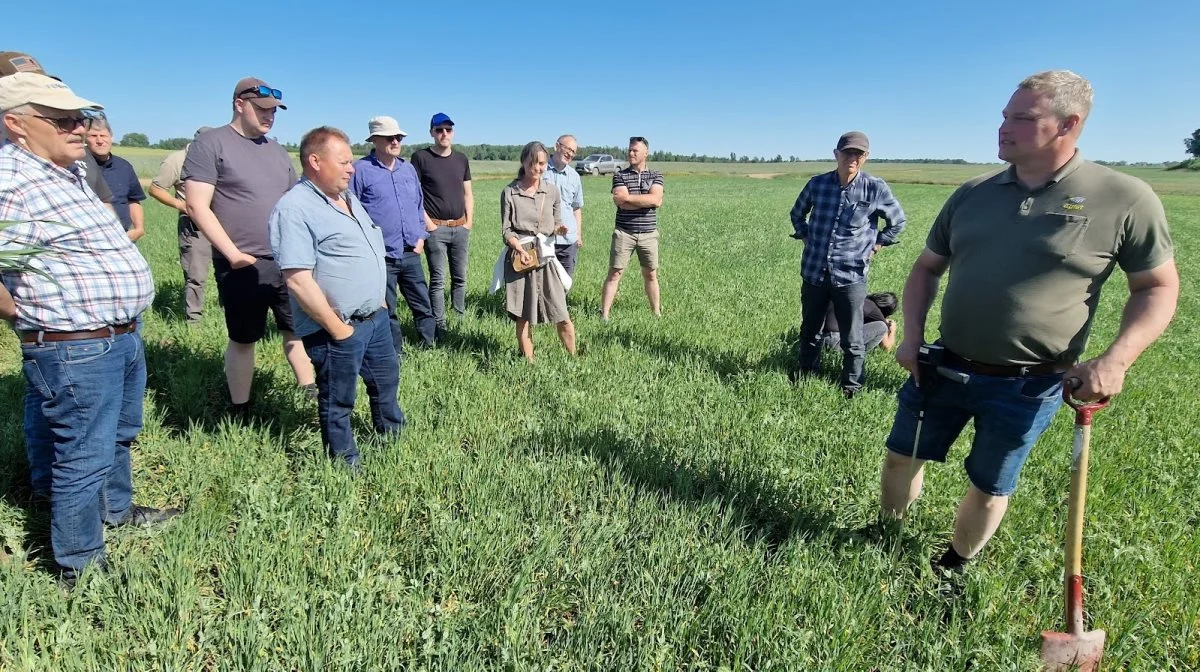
[{"left": 885, "top": 370, "right": 1064, "bottom": 496}]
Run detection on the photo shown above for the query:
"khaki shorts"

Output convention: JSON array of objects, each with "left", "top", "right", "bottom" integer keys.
[{"left": 609, "top": 228, "right": 660, "bottom": 271}]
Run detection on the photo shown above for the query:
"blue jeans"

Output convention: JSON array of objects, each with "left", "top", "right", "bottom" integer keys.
[
  {"left": 798, "top": 278, "right": 868, "bottom": 392},
  {"left": 21, "top": 329, "right": 144, "bottom": 572},
  {"left": 386, "top": 253, "right": 436, "bottom": 351},
  {"left": 425, "top": 225, "right": 470, "bottom": 327},
  {"left": 302, "top": 310, "right": 405, "bottom": 463},
  {"left": 885, "top": 370, "right": 1064, "bottom": 496}
]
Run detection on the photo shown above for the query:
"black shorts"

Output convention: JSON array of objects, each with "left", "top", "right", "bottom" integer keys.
[{"left": 212, "top": 255, "right": 294, "bottom": 344}]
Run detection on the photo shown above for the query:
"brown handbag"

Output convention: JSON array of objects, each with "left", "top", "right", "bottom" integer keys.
[{"left": 510, "top": 191, "right": 546, "bottom": 273}]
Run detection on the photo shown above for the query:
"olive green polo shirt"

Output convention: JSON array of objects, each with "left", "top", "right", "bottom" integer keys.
[{"left": 928, "top": 152, "right": 1173, "bottom": 366}]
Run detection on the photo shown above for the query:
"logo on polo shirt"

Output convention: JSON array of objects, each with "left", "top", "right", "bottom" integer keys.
[{"left": 1062, "top": 196, "right": 1086, "bottom": 211}]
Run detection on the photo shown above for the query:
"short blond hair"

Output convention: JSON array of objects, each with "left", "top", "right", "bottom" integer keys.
[{"left": 1019, "top": 70, "right": 1093, "bottom": 122}]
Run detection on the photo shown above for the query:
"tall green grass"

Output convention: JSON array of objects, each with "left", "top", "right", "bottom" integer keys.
[{"left": 0, "top": 174, "right": 1196, "bottom": 669}]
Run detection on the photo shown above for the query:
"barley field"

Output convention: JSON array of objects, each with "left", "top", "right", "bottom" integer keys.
[{"left": 0, "top": 169, "right": 1197, "bottom": 670}]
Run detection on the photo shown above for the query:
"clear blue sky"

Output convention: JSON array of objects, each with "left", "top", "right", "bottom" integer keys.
[{"left": 10, "top": 0, "right": 1197, "bottom": 162}]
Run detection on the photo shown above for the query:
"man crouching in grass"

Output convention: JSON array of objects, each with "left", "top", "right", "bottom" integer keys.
[{"left": 269, "top": 127, "right": 404, "bottom": 472}]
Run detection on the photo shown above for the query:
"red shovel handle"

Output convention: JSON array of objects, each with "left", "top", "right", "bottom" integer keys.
[{"left": 1062, "top": 378, "right": 1110, "bottom": 426}]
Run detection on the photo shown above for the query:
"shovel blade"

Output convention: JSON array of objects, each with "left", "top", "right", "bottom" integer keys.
[{"left": 1040, "top": 628, "right": 1105, "bottom": 671}]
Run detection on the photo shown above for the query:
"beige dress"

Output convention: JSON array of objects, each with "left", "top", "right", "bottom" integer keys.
[{"left": 501, "top": 179, "right": 568, "bottom": 324}]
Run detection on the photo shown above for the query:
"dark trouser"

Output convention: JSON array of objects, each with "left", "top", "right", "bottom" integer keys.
[
  {"left": 425, "top": 225, "right": 470, "bottom": 327},
  {"left": 385, "top": 252, "right": 436, "bottom": 351},
  {"left": 178, "top": 215, "right": 212, "bottom": 322},
  {"left": 301, "top": 310, "right": 404, "bottom": 464},
  {"left": 555, "top": 243, "right": 578, "bottom": 279},
  {"left": 798, "top": 278, "right": 868, "bottom": 392},
  {"left": 822, "top": 320, "right": 889, "bottom": 353},
  {"left": 22, "top": 329, "right": 144, "bottom": 572}
]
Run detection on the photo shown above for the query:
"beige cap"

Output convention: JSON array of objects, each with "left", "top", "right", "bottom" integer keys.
[
  {"left": 0, "top": 72, "right": 101, "bottom": 112},
  {"left": 366, "top": 115, "right": 406, "bottom": 141}
]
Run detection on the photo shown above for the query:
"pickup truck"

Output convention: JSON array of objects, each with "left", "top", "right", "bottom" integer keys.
[{"left": 574, "top": 154, "right": 629, "bottom": 176}]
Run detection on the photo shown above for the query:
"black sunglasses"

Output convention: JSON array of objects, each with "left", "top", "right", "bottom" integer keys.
[
  {"left": 238, "top": 85, "right": 283, "bottom": 101},
  {"left": 433, "top": 126, "right": 454, "bottom": 135},
  {"left": 19, "top": 113, "right": 93, "bottom": 133},
  {"left": 629, "top": 136, "right": 648, "bottom": 146},
  {"left": 381, "top": 135, "right": 404, "bottom": 143}
]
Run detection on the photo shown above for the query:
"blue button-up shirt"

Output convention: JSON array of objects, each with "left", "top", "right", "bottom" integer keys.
[
  {"left": 269, "top": 178, "right": 387, "bottom": 338},
  {"left": 789, "top": 170, "right": 907, "bottom": 287},
  {"left": 542, "top": 159, "right": 583, "bottom": 245},
  {"left": 350, "top": 151, "right": 427, "bottom": 258}
]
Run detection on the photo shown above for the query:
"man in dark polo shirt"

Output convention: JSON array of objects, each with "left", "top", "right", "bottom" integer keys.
[
  {"left": 183, "top": 77, "right": 315, "bottom": 418},
  {"left": 352, "top": 115, "right": 436, "bottom": 351},
  {"left": 881, "top": 70, "right": 1178, "bottom": 575},
  {"left": 0, "top": 50, "right": 114, "bottom": 207},
  {"left": 411, "top": 112, "right": 473, "bottom": 341},
  {"left": 86, "top": 115, "right": 146, "bottom": 242},
  {"left": 600, "top": 136, "right": 664, "bottom": 320}
]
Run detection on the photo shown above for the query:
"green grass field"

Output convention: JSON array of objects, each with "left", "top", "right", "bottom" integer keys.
[{"left": 1, "top": 170, "right": 1197, "bottom": 670}]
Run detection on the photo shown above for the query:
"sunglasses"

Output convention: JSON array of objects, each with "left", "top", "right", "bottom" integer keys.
[
  {"left": 17, "top": 113, "right": 93, "bottom": 133},
  {"left": 382, "top": 135, "right": 405, "bottom": 143},
  {"left": 433, "top": 126, "right": 454, "bottom": 135},
  {"left": 629, "top": 136, "right": 648, "bottom": 146},
  {"left": 238, "top": 85, "right": 283, "bottom": 101}
]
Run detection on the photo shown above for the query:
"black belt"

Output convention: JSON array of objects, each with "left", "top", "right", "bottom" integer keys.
[
  {"left": 943, "top": 348, "right": 1068, "bottom": 377},
  {"left": 348, "top": 309, "right": 380, "bottom": 323}
]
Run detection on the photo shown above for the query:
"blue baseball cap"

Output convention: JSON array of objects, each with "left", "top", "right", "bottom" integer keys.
[{"left": 430, "top": 112, "right": 454, "bottom": 128}]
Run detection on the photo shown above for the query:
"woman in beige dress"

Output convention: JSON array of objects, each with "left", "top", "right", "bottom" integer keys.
[{"left": 501, "top": 141, "right": 577, "bottom": 361}]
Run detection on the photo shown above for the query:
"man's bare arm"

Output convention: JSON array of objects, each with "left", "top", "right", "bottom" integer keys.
[
  {"left": 148, "top": 183, "right": 186, "bottom": 213},
  {"left": 1065, "top": 259, "right": 1180, "bottom": 400},
  {"left": 613, "top": 184, "right": 664, "bottom": 210},
  {"left": 282, "top": 269, "right": 354, "bottom": 340},
  {"left": 127, "top": 202, "right": 146, "bottom": 242},
  {"left": 895, "top": 248, "right": 950, "bottom": 383},
  {"left": 185, "top": 180, "right": 256, "bottom": 268},
  {"left": 463, "top": 180, "right": 474, "bottom": 229}
]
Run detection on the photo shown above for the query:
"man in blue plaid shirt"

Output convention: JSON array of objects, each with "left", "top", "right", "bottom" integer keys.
[{"left": 790, "top": 131, "right": 907, "bottom": 398}]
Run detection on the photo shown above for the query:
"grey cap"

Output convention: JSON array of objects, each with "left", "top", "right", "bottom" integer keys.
[{"left": 836, "top": 131, "right": 869, "bottom": 152}]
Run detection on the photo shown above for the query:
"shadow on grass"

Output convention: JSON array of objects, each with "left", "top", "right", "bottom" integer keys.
[
  {"left": 530, "top": 425, "right": 883, "bottom": 555},
  {"left": 0, "top": 370, "right": 53, "bottom": 568},
  {"left": 150, "top": 278, "right": 188, "bottom": 323},
  {"left": 142, "top": 337, "right": 316, "bottom": 442},
  {"left": 466, "top": 289, "right": 508, "bottom": 321}
]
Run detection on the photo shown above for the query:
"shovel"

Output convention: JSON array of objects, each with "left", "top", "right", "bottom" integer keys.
[{"left": 1040, "top": 385, "right": 1109, "bottom": 671}]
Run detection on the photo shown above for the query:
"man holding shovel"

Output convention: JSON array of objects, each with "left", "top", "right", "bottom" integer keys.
[{"left": 880, "top": 69, "right": 1178, "bottom": 579}]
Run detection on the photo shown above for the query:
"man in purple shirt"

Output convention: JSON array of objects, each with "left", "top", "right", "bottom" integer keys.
[{"left": 351, "top": 116, "right": 435, "bottom": 350}]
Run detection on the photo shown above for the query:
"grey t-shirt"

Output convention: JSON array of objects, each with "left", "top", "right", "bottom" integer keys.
[{"left": 182, "top": 125, "right": 296, "bottom": 258}]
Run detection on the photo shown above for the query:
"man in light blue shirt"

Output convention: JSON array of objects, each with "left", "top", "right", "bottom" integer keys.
[
  {"left": 269, "top": 126, "right": 402, "bottom": 471},
  {"left": 542, "top": 134, "right": 584, "bottom": 279}
]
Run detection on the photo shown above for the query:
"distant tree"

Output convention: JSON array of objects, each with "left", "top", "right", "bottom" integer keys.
[
  {"left": 153, "top": 137, "right": 190, "bottom": 150},
  {"left": 1185, "top": 129, "right": 1200, "bottom": 158},
  {"left": 119, "top": 132, "right": 149, "bottom": 148}
]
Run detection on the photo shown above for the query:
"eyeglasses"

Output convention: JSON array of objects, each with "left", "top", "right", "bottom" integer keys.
[
  {"left": 238, "top": 85, "right": 283, "bottom": 101},
  {"left": 433, "top": 127, "right": 454, "bottom": 135},
  {"left": 16, "top": 113, "right": 93, "bottom": 133},
  {"left": 559, "top": 145, "right": 578, "bottom": 155},
  {"left": 629, "top": 136, "right": 648, "bottom": 147},
  {"left": 383, "top": 135, "right": 404, "bottom": 143}
]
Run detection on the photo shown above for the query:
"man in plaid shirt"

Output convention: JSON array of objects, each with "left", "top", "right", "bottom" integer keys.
[
  {"left": 0, "top": 73, "right": 179, "bottom": 588},
  {"left": 790, "top": 131, "right": 907, "bottom": 398}
]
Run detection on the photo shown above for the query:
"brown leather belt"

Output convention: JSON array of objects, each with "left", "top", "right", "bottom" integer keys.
[
  {"left": 943, "top": 348, "right": 1067, "bottom": 377},
  {"left": 20, "top": 321, "right": 137, "bottom": 344},
  {"left": 433, "top": 216, "right": 467, "bottom": 227}
]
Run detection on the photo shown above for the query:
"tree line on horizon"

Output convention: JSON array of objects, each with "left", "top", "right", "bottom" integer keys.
[{"left": 115, "top": 132, "right": 1190, "bottom": 167}]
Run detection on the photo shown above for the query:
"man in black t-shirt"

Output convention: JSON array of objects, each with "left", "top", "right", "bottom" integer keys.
[
  {"left": 411, "top": 113, "right": 473, "bottom": 340},
  {"left": 819, "top": 292, "right": 898, "bottom": 353}
]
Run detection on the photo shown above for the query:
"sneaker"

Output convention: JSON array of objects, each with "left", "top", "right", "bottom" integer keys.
[{"left": 107, "top": 504, "right": 182, "bottom": 528}]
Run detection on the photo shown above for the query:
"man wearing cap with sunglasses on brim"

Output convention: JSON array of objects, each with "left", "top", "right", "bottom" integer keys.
[
  {"left": 183, "top": 77, "right": 315, "bottom": 419},
  {"left": 0, "top": 50, "right": 115, "bottom": 208},
  {"left": 149, "top": 125, "right": 215, "bottom": 324},
  {"left": 790, "top": 130, "right": 907, "bottom": 400},
  {"left": 600, "top": 136, "right": 664, "bottom": 320},
  {"left": 351, "top": 116, "right": 436, "bottom": 351},
  {"left": 411, "top": 113, "right": 473, "bottom": 342},
  {"left": 0, "top": 73, "right": 180, "bottom": 588}
]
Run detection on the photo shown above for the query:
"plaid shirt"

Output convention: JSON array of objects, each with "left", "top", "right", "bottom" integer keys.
[
  {"left": 790, "top": 170, "right": 906, "bottom": 287},
  {"left": 0, "top": 142, "right": 154, "bottom": 331}
]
